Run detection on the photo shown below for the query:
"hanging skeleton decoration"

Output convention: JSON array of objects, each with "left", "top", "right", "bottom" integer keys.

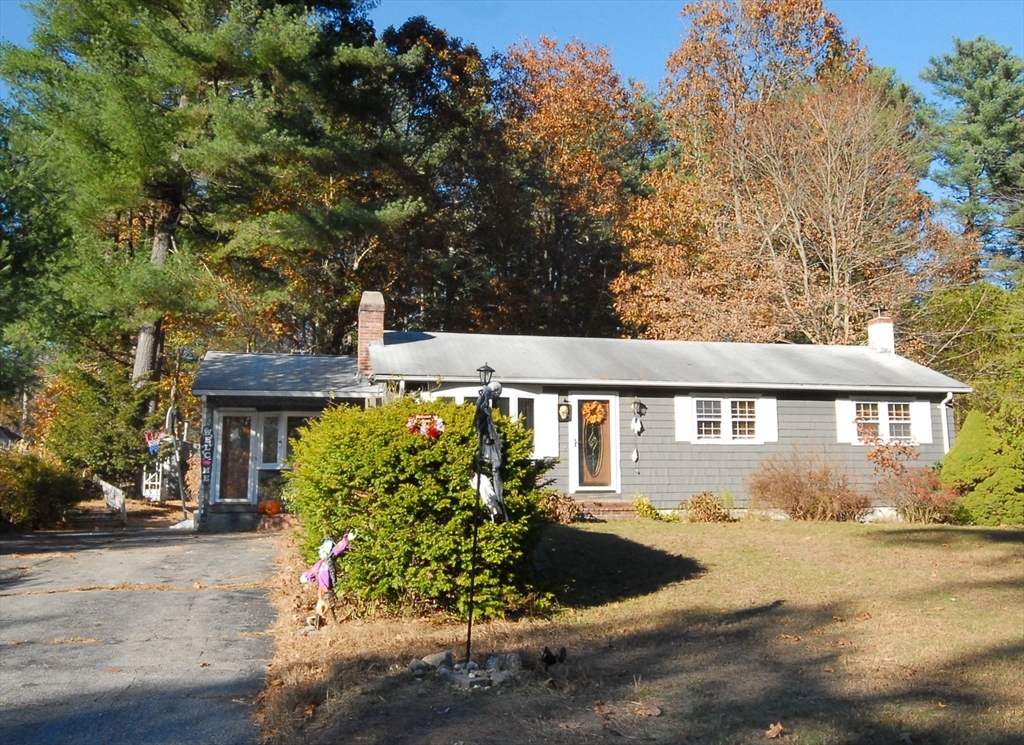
[
  {"left": 299, "top": 531, "right": 355, "bottom": 629},
  {"left": 472, "top": 380, "right": 506, "bottom": 522},
  {"left": 470, "top": 472, "right": 505, "bottom": 522}
]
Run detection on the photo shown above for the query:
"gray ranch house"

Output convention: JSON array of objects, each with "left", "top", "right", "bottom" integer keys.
[{"left": 192, "top": 291, "right": 970, "bottom": 529}]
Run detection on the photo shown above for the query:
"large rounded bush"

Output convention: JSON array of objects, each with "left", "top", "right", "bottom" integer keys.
[
  {"left": 285, "top": 397, "right": 552, "bottom": 619},
  {"left": 941, "top": 410, "right": 1024, "bottom": 525},
  {"left": 0, "top": 449, "right": 89, "bottom": 528}
]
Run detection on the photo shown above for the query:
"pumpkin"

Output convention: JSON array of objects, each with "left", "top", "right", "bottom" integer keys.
[{"left": 257, "top": 499, "right": 282, "bottom": 515}]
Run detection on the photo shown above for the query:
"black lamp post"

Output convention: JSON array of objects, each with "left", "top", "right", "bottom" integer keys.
[{"left": 466, "top": 363, "right": 494, "bottom": 663}]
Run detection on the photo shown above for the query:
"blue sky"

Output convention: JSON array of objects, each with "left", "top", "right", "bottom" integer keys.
[{"left": 1, "top": 0, "right": 1022, "bottom": 96}]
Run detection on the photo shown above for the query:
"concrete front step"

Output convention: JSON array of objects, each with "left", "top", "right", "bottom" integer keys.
[{"left": 66, "top": 509, "right": 127, "bottom": 528}]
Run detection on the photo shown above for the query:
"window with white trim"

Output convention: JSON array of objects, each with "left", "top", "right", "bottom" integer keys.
[
  {"left": 676, "top": 396, "right": 778, "bottom": 444},
  {"left": 836, "top": 400, "right": 932, "bottom": 445},
  {"left": 423, "top": 386, "right": 558, "bottom": 459}
]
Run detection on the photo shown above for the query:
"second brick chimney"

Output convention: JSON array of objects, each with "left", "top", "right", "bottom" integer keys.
[{"left": 357, "top": 291, "right": 385, "bottom": 378}]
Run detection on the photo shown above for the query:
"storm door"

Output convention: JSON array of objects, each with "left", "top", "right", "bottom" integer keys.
[
  {"left": 217, "top": 414, "right": 253, "bottom": 501},
  {"left": 569, "top": 395, "right": 619, "bottom": 493}
]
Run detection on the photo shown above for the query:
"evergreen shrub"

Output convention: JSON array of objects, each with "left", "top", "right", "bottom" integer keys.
[
  {"left": 285, "top": 397, "right": 552, "bottom": 620},
  {"left": 747, "top": 446, "right": 868, "bottom": 521},
  {"left": 941, "top": 411, "right": 1024, "bottom": 525},
  {"left": 0, "top": 449, "right": 89, "bottom": 528},
  {"left": 42, "top": 363, "right": 155, "bottom": 486}
]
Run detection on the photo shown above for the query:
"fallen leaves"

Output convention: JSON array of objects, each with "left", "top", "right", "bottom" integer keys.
[
  {"left": 779, "top": 633, "right": 802, "bottom": 642},
  {"left": 766, "top": 721, "right": 787, "bottom": 738},
  {"left": 634, "top": 704, "right": 662, "bottom": 717}
]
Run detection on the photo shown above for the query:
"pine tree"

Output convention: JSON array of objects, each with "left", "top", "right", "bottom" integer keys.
[{"left": 922, "top": 36, "right": 1024, "bottom": 268}]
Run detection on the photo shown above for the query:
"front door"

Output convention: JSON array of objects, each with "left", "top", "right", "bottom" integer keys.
[
  {"left": 218, "top": 414, "right": 253, "bottom": 501},
  {"left": 569, "top": 395, "right": 619, "bottom": 493},
  {"left": 214, "top": 410, "right": 320, "bottom": 504}
]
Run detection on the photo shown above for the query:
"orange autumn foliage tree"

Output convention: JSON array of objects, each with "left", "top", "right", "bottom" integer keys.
[
  {"left": 494, "top": 37, "right": 662, "bottom": 335},
  {"left": 614, "top": 0, "right": 970, "bottom": 345}
]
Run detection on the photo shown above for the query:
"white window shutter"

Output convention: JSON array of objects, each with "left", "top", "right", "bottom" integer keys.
[
  {"left": 756, "top": 398, "right": 778, "bottom": 442},
  {"left": 533, "top": 394, "right": 559, "bottom": 458},
  {"left": 910, "top": 401, "right": 933, "bottom": 444},
  {"left": 835, "top": 400, "right": 858, "bottom": 444},
  {"left": 675, "top": 396, "right": 694, "bottom": 442}
]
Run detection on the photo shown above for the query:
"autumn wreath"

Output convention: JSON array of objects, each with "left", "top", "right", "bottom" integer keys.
[{"left": 581, "top": 401, "right": 607, "bottom": 426}]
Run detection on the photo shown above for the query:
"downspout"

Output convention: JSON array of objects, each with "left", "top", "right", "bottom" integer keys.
[{"left": 939, "top": 392, "right": 953, "bottom": 454}]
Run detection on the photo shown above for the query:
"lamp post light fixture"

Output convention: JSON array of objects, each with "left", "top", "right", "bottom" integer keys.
[{"left": 477, "top": 363, "right": 494, "bottom": 386}]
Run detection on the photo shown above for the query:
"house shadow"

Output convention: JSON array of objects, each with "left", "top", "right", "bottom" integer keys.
[{"left": 536, "top": 523, "right": 705, "bottom": 608}]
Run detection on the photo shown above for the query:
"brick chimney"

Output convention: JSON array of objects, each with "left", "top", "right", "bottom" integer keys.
[
  {"left": 357, "top": 291, "right": 385, "bottom": 378},
  {"left": 867, "top": 316, "right": 895, "bottom": 354}
]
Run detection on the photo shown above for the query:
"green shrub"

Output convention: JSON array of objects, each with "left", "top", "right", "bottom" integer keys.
[
  {"left": 747, "top": 446, "right": 868, "bottom": 521},
  {"left": 633, "top": 494, "right": 681, "bottom": 522},
  {"left": 941, "top": 411, "right": 1024, "bottom": 526},
  {"left": 0, "top": 449, "right": 89, "bottom": 528},
  {"left": 42, "top": 363, "right": 155, "bottom": 485},
  {"left": 680, "top": 491, "right": 733, "bottom": 523},
  {"left": 540, "top": 491, "right": 583, "bottom": 525},
  {"left": 285, "top": 397, "right": 552, "bottom": 620}
]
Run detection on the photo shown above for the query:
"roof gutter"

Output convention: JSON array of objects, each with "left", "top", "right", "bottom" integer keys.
[
  {"left": 370, "top": 374, "right": 971, "bottom": 395},
  {"left": 191, "top": 388, "right": 381, "bottom": 398}
]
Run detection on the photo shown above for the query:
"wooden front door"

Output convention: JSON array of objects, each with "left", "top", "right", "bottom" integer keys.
[{"left": 571, "top": 396, "right": 617, "bottom": 491}]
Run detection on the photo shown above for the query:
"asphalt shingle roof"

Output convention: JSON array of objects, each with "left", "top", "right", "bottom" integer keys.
[
  {"left": 191, "top": 352, "right": 366, "bottom": 397},
  {"left": 370, "top": 331, "right": 970, "bottom": 394}
]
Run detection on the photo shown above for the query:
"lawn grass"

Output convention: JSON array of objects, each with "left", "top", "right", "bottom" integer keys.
[{"left": 259, "top": 520, "right": 1024, "bottom": 745}]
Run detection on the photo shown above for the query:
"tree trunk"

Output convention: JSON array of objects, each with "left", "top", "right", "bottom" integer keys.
[{"left": 131, "top": 205, "right": 179, "bottom": 383}]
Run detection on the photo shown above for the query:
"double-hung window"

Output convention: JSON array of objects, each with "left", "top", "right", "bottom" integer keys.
[
  {"left": 423, "top": 386, "right": 558, "bottom": 459},
  {"left": 676, "top": 396, "right": 778, "bottom": 444},
  {"left": 836, "top": 400, "right": 931, "bottom": 445}
]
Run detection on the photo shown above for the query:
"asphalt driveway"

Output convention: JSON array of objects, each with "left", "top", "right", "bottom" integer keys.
[{"left": 0, "top": 529, "right": 278, "bottom": 745}]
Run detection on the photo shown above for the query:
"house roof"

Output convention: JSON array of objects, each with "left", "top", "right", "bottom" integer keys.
[
  {"left": 370, "top": 331, "right": 971, "bottom": 395},
  {"left": 191, "top": 352, "right": 371, "bottom": 398}
]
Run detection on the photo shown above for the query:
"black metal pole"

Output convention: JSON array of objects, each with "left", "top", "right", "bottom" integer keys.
[{"left": 466, "top": 447, "right": 482, "bottom": 664}]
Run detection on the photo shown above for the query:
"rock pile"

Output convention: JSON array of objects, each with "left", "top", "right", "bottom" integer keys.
[{"left": 408, "top": 650, "right": 523, "bottom": 690}]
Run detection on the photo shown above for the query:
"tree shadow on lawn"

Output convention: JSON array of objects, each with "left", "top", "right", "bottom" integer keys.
[
  {"left": 861, "top": 525, "right": 1024, "bottom": 547},
  {"left": 267, "top": 600, "right": 1024, "bottom": 745},
  {"left": 536, "top": 523, "right": 706, "bottom": 608}
]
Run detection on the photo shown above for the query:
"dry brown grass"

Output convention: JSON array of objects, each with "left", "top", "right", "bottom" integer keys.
[{"left": 258, "top": 521, "right": 1024, "bottom": 745}]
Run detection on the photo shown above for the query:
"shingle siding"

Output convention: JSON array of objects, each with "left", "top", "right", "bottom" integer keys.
[{"left": 540, "top": 392, "right": 953, "bottom": 509}]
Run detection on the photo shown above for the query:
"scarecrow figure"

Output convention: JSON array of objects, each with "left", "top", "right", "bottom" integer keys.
[
  {"left": 473, "top": 380, "right": 505, "bottom": 521},
  {"left": 299, "top": 532, "right": 354, "bottom": 629}
]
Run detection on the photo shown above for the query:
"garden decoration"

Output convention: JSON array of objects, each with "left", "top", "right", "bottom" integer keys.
[
  {"left": 299, "top": 531, "right": 355, "bottom": 630},
  {"left": 473, "top": 378, "right": 504, "bottom": 516},
  {"left": 469, "top": 472, "right": 505, "bottom": 522},
  {"left": 405, "top": 413, "right": 446, "bottom": 438},
  {"left": 466, "top": 363, "right": 502, "bottom": 662}
]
